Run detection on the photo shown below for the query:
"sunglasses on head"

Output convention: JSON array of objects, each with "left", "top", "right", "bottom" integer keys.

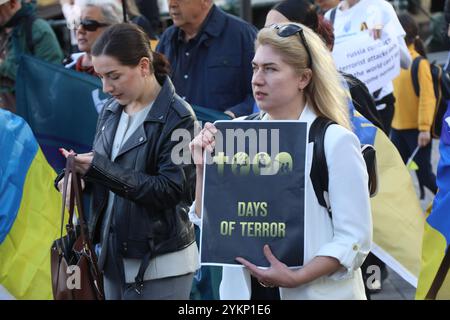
[
  {"left": 273, "top": 24, "right": 313, "bottom": 68},
  {"left": 75, "top": 19, "right": 110, "bottom": 32}
]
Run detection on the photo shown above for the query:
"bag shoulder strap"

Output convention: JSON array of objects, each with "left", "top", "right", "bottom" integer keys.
[
  {"left": 69, "top": 158, "right": 89, "bottom": 243},
  {"left": 58, "top": 158, "right": 76, "bottom": 254},
  {"left": 309, "top": 117, "right": 335, "bottom": 218},
  {"left": 69, "top": 156, "right": 104, "bottom": 299},
  {"left": 411, "top": 56, "right": 425, "bottom": 97},
  {"left": 58, "top": 156, "right": 93, "bottom": 250}
]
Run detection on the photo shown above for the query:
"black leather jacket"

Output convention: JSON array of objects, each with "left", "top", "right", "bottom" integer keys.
[{"left": 69, "top": 77, "right": 197, "bottom": 261}]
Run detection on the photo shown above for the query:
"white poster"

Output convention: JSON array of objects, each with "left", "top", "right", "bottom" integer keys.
[{"left": 332, "top": 32, "right": 401, "bottom": 93}]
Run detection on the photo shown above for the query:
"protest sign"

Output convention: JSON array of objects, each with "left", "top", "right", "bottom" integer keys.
[
  {"left": 200, "top": 121, "right": 307, "bottom": 267},
  {"left": 332, "top": 32, "right": 400, "bottom": 93}
]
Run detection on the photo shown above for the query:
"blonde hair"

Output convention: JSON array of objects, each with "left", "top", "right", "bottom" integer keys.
[{"left": 255, "top": 23, "right": 351, "bottom": 129}]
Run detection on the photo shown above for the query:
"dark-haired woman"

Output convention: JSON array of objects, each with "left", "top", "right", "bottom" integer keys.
[
  {"left": 56, "top": 23, "right": 199, "bottom": 300},
  {"left": 392, "top": 14, "right": 437, "bottom": 198}
]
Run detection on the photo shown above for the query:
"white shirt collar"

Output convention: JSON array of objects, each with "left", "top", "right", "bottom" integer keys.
[{"left": 260, "top": 103, "right": 317, "bottom": 124}]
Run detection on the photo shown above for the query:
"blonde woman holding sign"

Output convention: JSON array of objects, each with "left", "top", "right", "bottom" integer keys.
[{"left": 189, "top": 23, "right": 372, "bottom": 300}]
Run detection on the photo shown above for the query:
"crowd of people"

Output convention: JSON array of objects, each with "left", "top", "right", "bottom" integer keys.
[{"left": 0, "top": 0, "right": 448, "bottom": 300}]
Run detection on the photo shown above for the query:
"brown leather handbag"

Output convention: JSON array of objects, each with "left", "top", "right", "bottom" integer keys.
[{"left": 50, "top": 155, "right": 104, "bottom": 300}]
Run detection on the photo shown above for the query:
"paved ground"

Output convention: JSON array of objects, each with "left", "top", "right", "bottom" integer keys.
[
  {"left": 370, "top": 138, "right": 440, "bottom": 300},
  {"left": 371, "top": 265, "right": 417, "bottom": 300}
]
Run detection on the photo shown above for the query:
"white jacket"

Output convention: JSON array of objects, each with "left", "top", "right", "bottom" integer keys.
[{"left": 190, "top": 105, "right": 373, "bottom": 300}]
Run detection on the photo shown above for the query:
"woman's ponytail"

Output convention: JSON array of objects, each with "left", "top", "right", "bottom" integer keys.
[
  {"left": 398, "top": 13, "right": 427, "bottom": 58},
  {"left": 152, "top": 51, "right": 171, "bottom": 83}
]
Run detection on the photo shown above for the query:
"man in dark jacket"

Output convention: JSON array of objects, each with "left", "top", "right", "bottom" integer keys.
[{"left": 156, "top": 0, "right": 257, "bottom": 118}]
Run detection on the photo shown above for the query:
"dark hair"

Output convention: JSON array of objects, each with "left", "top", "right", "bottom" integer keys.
[
  {"left": 273, "top": 0, "right": 335, "bottom": 49},
  {"left": 315, "top": 15, "right": 335, "bottom": 49},
  {"left": 91, "top": 23, "right": 170, "bottom": 82},
  {"left": 398, "top": 13, "right": 427, "bottom": 58},
  {"left": 273, "top": 0, "right": 318, "bottom": 31}
]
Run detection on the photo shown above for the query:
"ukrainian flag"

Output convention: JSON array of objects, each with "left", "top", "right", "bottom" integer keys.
[
  {"left": 350, "top": 105, "right": 425, "bottom": 287},
  {"left": 416, "top": 105, "right": 450, "bottom": 299},
  {"left": 0, "top": 110, "right": 62, "bottom": 299}
]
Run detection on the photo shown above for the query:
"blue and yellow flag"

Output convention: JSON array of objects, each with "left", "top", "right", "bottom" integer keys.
[
  {"left": 0, "top": 110, "right": 62, "bottom": 299},
  {"left": 416, "top": 104, "right": 450, "bottom": 299},
  {"left": 350, "top": 104, "right": 424, "bottom": 287}
]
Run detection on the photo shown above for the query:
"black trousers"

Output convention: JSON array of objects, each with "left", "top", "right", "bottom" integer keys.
[
  {"left": 377, "top": 102, "right": 395, "bottom": 136},
  {"left": 391, "top": 128, "right": 437, "bottom": 194}
]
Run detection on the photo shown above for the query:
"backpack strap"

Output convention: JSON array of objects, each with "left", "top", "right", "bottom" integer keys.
[
  {"left": 411, "top": 56, "right": 424, "bottom": 97},
  {"left": 244, "top": 112, "right": 265, "bottom": 120},
  {"left": 329, "top": 7, "right": 337, "bottom": 26},
  {"left": 309, "top": 117, "right": 335, "bottom": 218}
]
